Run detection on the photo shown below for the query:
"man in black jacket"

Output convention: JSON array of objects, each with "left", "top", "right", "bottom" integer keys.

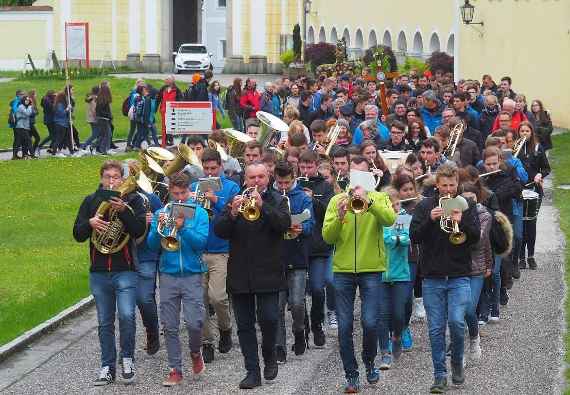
[
  {"left": 214, "top": 162, "right": 291, "bottom": 389},
  {"left": 73, "top": 160, "right": 146, "bottom": 386},
  {"left": 298, "top": 151, "right": 335, "bottom": 346},
  {"left": 410, "top": 163, "right": 480, "bottom": 393}
]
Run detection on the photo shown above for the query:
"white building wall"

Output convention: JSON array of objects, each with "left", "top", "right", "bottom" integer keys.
[{"left": 204, "top": 0, "right": 227, "bottom": 71}]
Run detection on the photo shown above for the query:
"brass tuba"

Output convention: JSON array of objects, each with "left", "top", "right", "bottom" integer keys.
[
  {"left": 238, "top": 186, "right": 260, "bottom": 221},
  {"left": 439, "top": 194, "right": 468, "bottom": 245},
  {"left": 256, "top": 111, "right": 289, "bottom": 150},
  {"left": 443, "top": 122, "right": 464, "bottom": 159},
  {"left": 91, "top": 176, "right": 140, "bottom": 254},
  {"left": 164, "top": 143, "right": 202, "bottom": 176}
]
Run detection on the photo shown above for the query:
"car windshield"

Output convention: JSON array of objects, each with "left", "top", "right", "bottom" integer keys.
[{"left": 179, "top": 46, "right": 206, "bottom": 54}]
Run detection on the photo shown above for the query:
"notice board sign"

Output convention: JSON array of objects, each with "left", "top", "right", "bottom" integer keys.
[
  {"left": 166, "top": 101, "right": 213, "bottom": 135},
  {"left": 65, "top": 22, "right": 90, "bottom": 66}
]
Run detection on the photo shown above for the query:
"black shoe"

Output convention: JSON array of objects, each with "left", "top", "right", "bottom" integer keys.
[
  {"left": 276, "top": 345, "right": 287, "bottom": 363},
  {"left": 263, "top": 359, "right": 278, "bottom": 381},
  {"left": 110, "top": 143, "right": 118, "bottom": 149},
  {"left": 519, "top": 258, "right": 527, "bottom": 269},
  {"left": 500, "top": 288, "right": 509, "bottom": 306},
  {"left": 146, "top": 330, "right": 160, "bottom": 355},
  {"left": 293, "top": 331, "right": 306, "bottom": 355},
  {"left": 528, "top": 257, "right": 537, "bottom": 270},
  {"left": 239, "top": 370, "right": 261, "bottom": 389},
  {"left": 219, "top": 329, "right": 233, "bottom": 354},
  {"left": 451, "top": 362, "right": 465, "bottom": 385},
  {"left": 202, "top": 343, "right": 215, "bottom": 363},
  {"left": 312, "top": 325, "right": 326, "bottom": 348},
  {"left": 430, "top": 377, "right": 448, "bottom": 393},
  {"left": 512, "top": 263, "right": 521, "bottom": 279}
]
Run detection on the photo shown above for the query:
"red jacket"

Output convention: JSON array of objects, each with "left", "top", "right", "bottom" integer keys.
[
  {"left": 239, "top": 89, "right": 261, "bottom": 119},
  {"left": 491, "top": 111, "right": 528, "bottom": 133}
]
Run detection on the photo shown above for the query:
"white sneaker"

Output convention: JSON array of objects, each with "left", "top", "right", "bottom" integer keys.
[
  {"left": 55, "top": 153, "right": 67, "bottom": 158},
  {"left": 107, "top": 149, "right": 117, "bottom": 155},
  {"left": 121, "top": 357, "right": 135, "bottom": 383},
  {"left": 469, "top": 335, "right": 482, "bottom": 361},
  {"left": 327, "top": 311, "right": 338, "bottom": 330},
  {"left": 414, "top": 298, "right": 426, "bottom": 320},
  {"left": 488, "top": 316, "right": 500, "bottom": 324}
]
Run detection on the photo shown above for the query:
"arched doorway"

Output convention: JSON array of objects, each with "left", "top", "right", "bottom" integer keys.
[
  {"left": 413, "top": 31, "right": 423, "bottom": 56},
  {"left": 368, "top": 30, "right": 378, "bottom": 48},
  {"left": 319, "top": 26, "right": 326, "bottom": 43},
  {"left": 330, "top": 27, "right": 338, "bottom": 43},
  {"left": 429, "top": 33, "right": 441, "bottom": 53},
  {"left": 446, "top": 34, "right": 455, "bottom": 55},
  {"left": 308, "top": 26, "right": 315, "bottom": 45},
  {"left": 382, "top": 30, "right": 392, "bottom": 48},
  {"left": 397, "top": 31, "right": 407, "bottom": 53}
]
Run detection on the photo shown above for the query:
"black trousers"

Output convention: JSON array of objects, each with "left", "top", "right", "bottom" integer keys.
[
  {"left": 28, "top": 124, "right": 41, "bottom": 154},
  {"left": 39, "top": 122, "right": 55, "bottom": 149},
  {"left": 53, "top": 124, "right": 73, "bottom": 153},
  {"left": 13, "top": 128, "right": 32, "bottom": 158}
]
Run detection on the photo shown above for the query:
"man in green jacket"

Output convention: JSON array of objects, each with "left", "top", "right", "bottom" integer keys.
[{"left": 322, "top": 155, "right": 396, "bottom": 393}]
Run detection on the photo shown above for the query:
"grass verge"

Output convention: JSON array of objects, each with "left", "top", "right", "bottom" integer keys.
[
  {"left": 0, "top": 154, "right": 135, "bottom": 346},
  {"left": 548, "top": 131, "right": 570, "bottom": 391}
]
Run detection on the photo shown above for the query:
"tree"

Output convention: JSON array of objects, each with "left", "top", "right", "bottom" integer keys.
[
  {"left": 362, "top": 45, "right": 397, "bottom": 72},
  {"left": 426, "top": 51, "right": 454, "bottom": 74},
  {"left": 304, "top": 43, "right": 336, "bottom": 68},
  {"left": 293, "top": 24, "right": 302, "bottom": 61},
  {"left": 0, "top": 0, "right": 37, "bottom": 5}
]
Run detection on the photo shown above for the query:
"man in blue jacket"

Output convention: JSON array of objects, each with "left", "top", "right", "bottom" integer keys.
[
  {"left": 420, "top": 90, "right": 443, "bottom": 135},
  {"left": 272, "top": 161, "right": 315, "bottom": 362},
  {"left": 147, "top": 173, "right": 210, "bottom": 387},
  {"left": 190, "top": 149, "right": 240, "bottom": 364}
]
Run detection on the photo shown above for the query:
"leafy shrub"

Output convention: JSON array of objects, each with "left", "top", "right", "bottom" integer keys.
[
  {"left": 362, "top": 45, "right": 397, "bottom": 72},
  {"left": 304, "top": 43, "right": 336, "bottom": 68},
  {"left": 17, "top": 66, "right": 135, "bottom": 81},
  {"left": 426, "top": 51, "right": 454, "bottom": 74},
  {"left": 399, "top": 57, "right": 429, "bottom": 75},
  {"left": 280, "top": 49, "right": 296, "bottom": 67}
]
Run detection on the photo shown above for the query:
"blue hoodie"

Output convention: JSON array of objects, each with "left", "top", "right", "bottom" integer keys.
[
  {"left": 276, "top": 181, "right": 315, "bottom": 270},
  {"left": 54, "top": 102, "right": 70, "bottom": 127},
  {"left": 420, "top": 102, "right": 443, "bottom": 135},
  {"left": 352, "top": 119, "right": 390, "bottom": 145},
  {"left": 136, "top": 191, "right": 163, "bottom": 262},
  {"left": 382, "top": 210, "right": 411, "bottom": 283},
  {"left": 190, "top": 175, "right": 240, "bottom": 253},
  {"left": 147, "top": 200, "right": 209, "bottom": 276}
]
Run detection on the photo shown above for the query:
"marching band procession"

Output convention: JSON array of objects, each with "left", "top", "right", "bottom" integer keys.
[{"left": 68, "top": 69, "right": 554, "bottom": 393}]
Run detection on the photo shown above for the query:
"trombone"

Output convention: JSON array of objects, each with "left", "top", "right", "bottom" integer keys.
[
  {"left": 238, "top": 186, "right": 260, "bottom": 221},
  {"left": 443, "top": 122, "right": 464, "bottom": 159}
]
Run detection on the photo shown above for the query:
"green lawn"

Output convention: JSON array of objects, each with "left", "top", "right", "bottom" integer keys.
[
  {"left": 548, "top": 131, "right": 570, "bottom": 392},
  {"left": 0, "top": 76, "right": 185, "bottom": 150},
  {"left": 0, "top": 154, "right": 136, "bottom": 345}
]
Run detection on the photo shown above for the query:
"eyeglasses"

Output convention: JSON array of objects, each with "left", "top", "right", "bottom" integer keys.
[{"left": 102, "top": 175, "right": 122, "bottom": 181}]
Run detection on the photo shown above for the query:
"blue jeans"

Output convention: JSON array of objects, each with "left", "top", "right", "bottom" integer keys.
[
  {"left": 89, "top": 271, "right": 138, "bottom": 370},
  {"left": 148, "top": 123, "right": 159, "bottom": 146},
  {"left": 308, "top": 256, "right": 334, "bottom": 327},
  {"left": 479, "top": 256, "right": 501, "bottom": 320},
  {"left": 466, "top": 275, "right": 484, "bottom": 338},
  {"left": 422, "top": 277, "right": 470, "bottom": 380},
  {"left": 405, "top": 262, "right": 418, "bottom": 326},
  {"left": 377, "top": 281, "right": 412, "bottom": 352},
  {"left": 136, "top": 260, "right": 159, "bottom": 333},
  {"left": 133, "top": 123, "right": 148, "bottom": 148},
  {"left": 231, "top": 114, "right": 243, "bottom": 132},
  {"left": 127, "top": 120, "right": 137, "bottom": 147},
  {"left": 334, "top": 272, "right": 381, "bottom": 379},
  {"left": 277, "top": 269, "right": 307, "bottom": 349},
  {"left": 82, "top": 122, "right": 100, "bottom": 149},
  {"left": 233, "top": 292, "right": 279, "bottom": 373}
]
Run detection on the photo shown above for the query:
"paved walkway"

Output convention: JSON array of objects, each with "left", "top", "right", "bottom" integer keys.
[{"left": 0, "top": 180, "right": 565, "bottom": 394}]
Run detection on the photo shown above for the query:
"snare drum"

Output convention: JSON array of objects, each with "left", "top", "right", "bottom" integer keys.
[{"left": 522, "top": 189, "right": 540, "bottom": 221}]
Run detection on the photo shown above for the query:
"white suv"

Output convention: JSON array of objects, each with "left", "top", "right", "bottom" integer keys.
[{"left": 173, "top": 44, "right": 213, "bottom": 73}]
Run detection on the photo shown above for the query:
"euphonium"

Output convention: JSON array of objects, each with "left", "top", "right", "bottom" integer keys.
[
  {"left": 347, "top": 188, "right": 369, "bottom": 214},
  {"left": 157, "top": 202, "right": 196, "bottom": 251},
  {"left": 438, "top": 194, "right": 467, "bottom": 245},
  {"left": 91, "top": 176, "right": 139, "bottom": 254},
  {"left": 238, "top": 186, "right": 260, "bottom": 221}
]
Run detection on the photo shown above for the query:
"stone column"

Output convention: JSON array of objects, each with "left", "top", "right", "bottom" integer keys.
[{"left": 160, "top": 0, "right": 174, "bottom": 72}]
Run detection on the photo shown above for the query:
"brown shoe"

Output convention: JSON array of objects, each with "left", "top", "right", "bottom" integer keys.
[{"left": 162, "top": 368, "right": 182, "bottom": 386}]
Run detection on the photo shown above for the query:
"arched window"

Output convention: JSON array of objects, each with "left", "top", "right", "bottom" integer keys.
[
  {"left": 355, "top": 29, "right": 364, "bottom": 49},
  {"left": 397, "top": 31, "right": 407, "bottom": 53},
  {"left": 318, "top": 26, "right": 326, "bottom": 43},
  {"left": 368, "top": 30, "right": 378, "bottom": 48},
  {"left": 382, "top": 30, "right": 392, "bottom": 48},
  {"left": 342, "top": 28, "right": 351, "bottom": 47},
  {"left": 413, "top": 31, "right": 423, "bottom": 55},
  {"left": 308, "top": 26, "right": 315, "bottom": 45},
  {"left": 446, "top": 34, "right": 455, "bottom": 55},
  {"left": 429, "top": 32, "right": 441, "bottom": 53},
  {"left": 330, "top": 27, "right": 338, "bottom": 43}
]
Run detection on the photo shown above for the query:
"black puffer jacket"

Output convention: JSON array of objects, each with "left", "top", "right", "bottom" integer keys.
[
  {"left": 410, "top": 193, "right": 481, "bottom": 278},
  {"left": 214, "top": 189, "right": 291, "bottom": 294},
  {"left": 306, "top": 175, "right": 334, "bottom": 257},
  {"left": 478, "top": 164, "right": 522, "bottom": 220},
  {"left": 73, "top": 189, "right": 146, "bottom": 272}
]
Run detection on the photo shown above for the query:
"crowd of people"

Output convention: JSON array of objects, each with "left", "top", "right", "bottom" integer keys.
[{"left": 71, "top": 68, "right": 554, "bottom": 393}]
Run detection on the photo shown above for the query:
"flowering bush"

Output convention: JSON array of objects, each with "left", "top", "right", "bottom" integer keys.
[{"left": 426, "top": 51, "right": 454, "bottom": 74}]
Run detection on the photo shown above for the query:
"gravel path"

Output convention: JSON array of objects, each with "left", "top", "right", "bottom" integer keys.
[{"left": 0, "top": 180, "right": 565, "bottom": 394}]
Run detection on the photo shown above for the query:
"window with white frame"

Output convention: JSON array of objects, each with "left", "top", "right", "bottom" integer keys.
[
  {"left": 218, "top": 0, "right": 227, "bottom": 7},
  {"left": 220, "top": 39, "right": 227, "bottom": 58}
]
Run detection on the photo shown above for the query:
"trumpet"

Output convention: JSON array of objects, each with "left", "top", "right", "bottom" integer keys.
[
  {"left": 238, "top": 186, "right": 260, "bottom": 221},
  {"left": 438, "top": 194, "right": 468, "bottom": 245},
  {"left": 281, "top": 189, "right": 297, "bottom": 240},
  {"left": 347, "top": 188, "right": 369, "bottom": 214},
  {"left": 157, "top": 201, "right": 196, "bottom": 252}
]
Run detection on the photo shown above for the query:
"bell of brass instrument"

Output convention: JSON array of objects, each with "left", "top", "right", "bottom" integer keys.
[
  {"left": 347, "top": 189, "right": 369, "bottom": 214},
  {"left": 324, "top": 122, "right": 342, "bottom": 157},
  {"left": 91, "top": 176, "right": 139, "bottom": 254},
  {"left": 443, "top": 122, "right": 464, "bottom": 159},
  {"left": 164, "top": 144, "right": 202, "bottom": 177},
  {"left": 438, "top": 194, "right": 468, "bottom": 245},
  {"left": 256, "top": 111, "right": 289, "bottom": 150},
  {"left": 238, "top": 186, "right": 260, "bottom": 221},
  {"left": 221, "top": 128, "right": 253, "bottom": 167},
  {"left": 512, "top": 136, "right": 527, "bottom": 158},
  {"left": 157, "top": 202, "right": 196, "bottom": 251},
  {"left": 207, "top": 139, "right": 229, "bottom": 162}
]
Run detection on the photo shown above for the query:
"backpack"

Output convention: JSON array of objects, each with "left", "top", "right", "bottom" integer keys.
[
  {"left": 489, "top": 210, "right": 513, "bottom": 257},
  {"left": 134, "top": 96, "right": 145, "bottom": 123},
  {"left": 8, "top": 109, "right": 17, "bottom": 128},
  {"left": 121, "top": 96, "right": 131, "bottom": 117}
]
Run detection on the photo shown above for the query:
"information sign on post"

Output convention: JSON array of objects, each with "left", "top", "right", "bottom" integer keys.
[
  {"left": 166, "top": 101, "right": 213, "bottom": 135},
  {"left": 65, "top": 22, "right": 89, "bottom": 67}
]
